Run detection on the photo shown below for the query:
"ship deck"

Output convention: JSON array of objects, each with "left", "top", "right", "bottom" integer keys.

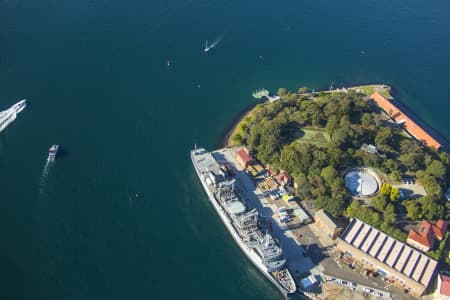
[{"left": 211, "top": 148, "right": 315, "bottom": 285}]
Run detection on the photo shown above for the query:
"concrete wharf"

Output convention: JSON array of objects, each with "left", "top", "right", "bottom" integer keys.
[{"left": 211, "top": 147, "right": 317, "bottom": 292}]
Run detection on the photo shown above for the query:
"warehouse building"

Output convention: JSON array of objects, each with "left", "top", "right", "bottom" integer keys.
[
  {"left": 314, "top": 209, "right": 342, "bottom": 240},
  {"left": 337, "top": 218, "right": 438, "bottom": 297}
]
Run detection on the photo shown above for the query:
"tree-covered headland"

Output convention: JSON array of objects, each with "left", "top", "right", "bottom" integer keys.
[{"left": 231, "top": 87, "right": 449, "bottom": 240}]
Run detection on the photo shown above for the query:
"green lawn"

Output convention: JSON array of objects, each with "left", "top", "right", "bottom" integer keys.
[
  {"left": 351, "top": 84, "right": 393, "bottom": 99},
  {"left": 295, "top": 128, "right": 330, "bottom": 146}
]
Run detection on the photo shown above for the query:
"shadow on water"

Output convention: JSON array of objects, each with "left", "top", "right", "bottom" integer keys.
[{"left": 57, "top": 147, "right": 69, "bottom": 158}]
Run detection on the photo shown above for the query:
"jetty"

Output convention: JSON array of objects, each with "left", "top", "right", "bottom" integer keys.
[
  {"left": 252, "top": 89, "right": 280, "bottom": 102},
  {"left": 252, "top": 89, "right": 269, "bottom": 99}
]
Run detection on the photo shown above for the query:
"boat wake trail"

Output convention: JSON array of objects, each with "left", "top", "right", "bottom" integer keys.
[
  {"left": 38, "top": 159, "right": 53, "bottom": 196},
  {"left": 210, "top": 34, "right": 223, "bottom": 49},
  {"left": 204, "top": 34, "right": 224, "bottom": 52}
]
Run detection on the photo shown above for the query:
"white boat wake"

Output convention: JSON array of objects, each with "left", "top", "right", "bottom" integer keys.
[
  {"left": 204, "top": 34, "right": 224, "bottom": 52},
  {"left": 38, "top": 159, "right": 54, "bottom": 196}
]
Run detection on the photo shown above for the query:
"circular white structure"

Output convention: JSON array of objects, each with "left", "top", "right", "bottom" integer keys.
[{"left": 345, "top": 170, "right": 378, "bottom": 196}]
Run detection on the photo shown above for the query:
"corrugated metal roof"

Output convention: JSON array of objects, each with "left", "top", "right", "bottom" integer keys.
[
  {"left": 344, "top": 219, "right": 363, "bottom": 244},
  {"left": 420, "top": 259, "right": 437, "bottom": 286},
  {"left": 412, "top": 256, "right": 429, "bottom": 282},
  {"left": 377, "top": 236, "right": 395, "bottom": 263},
  {"left": 394, "top": 247, "right": 412, "bottom": 273},
  {"left": 361, "top": 229, "right": 379, "bottom": 253},
  {"left": 341, "top": 218, "right": 438, "bottom": 289},
  {"left": 354, "top": 224, "right": 371, "bottom": 249},
  {"left": 403, "top": 250, "right": 420, "bottom": 277},
  {"left": 386, "top": 242, "right": 403, "bottom": 267}
]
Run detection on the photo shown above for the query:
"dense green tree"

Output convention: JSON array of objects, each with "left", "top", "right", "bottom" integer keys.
[
  {"left": 425, "top": 160, "right": 446, "bottom": 181},
  {"left": 419, "top": 195, "right": 441, "bottom": 220},
  {"left": 325, "top": 195, "right": 345, "bottom": 217},
  {"left": 361, "top": 112, "right": 376, "bottom": 127},
  {"left": 277, "top": 88, "right": 287, "bottom": 97},
  {"left": 340, "top": 115, "right": 351, "bottom": 127},
  {"left": 328, "top": 146, "right": 344, "bottom": 168},
  {"left": 326, "top": 115, "right": 338, "bottom": 135},
  {"left": 232, "top": 133, "right": 243, "bottom": 145},
  {"left": 371, "top": 211, "right": 382, "bottom": 226},
  {"left": 380, "top": 222, "right": 407, "bottom": 241},
  {"left": 383, "top": 204, "right": 396, "bottom": 224},
  {"left": 375, "top": 127, "right": 393, "bottom": 148},
  {"left": 347, "top": 199, "right": 361, "bottom": 217},
  {"left": 290, "top": 111, "right": 309, "bottom": 125},
  {"left": 372, "top": 195, "right": 388, "bottom": 211},
  {"left": 390, "top": 171, "right": 402, "bottom": 182},
  {"left": 331, "top": 127, "right": 350, "bottom": 147},
  {"left": 296, "top": 182, "right": 313, "bottom": 200},
  {"left": 354, "top": 149, "right": 380, "bottom": 168},
  {"left": 320, "top": 166, "right": 338, "bottom": 185},
  {"left": 383, "top": 159, "right": 399, "bottom": 174},
  {"left": 298, "top": 86, "right": 309, "bottom": 94},
  {"left": 403, "top": 200, "right": 422, "bottom": 220},
  {"left": 399, "top": 139, "right": 425, "bottom": 171}
]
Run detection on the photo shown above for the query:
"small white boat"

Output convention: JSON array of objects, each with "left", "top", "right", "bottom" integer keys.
[{"left": 48, "top": 145, "right": 59, "bottom": 160}]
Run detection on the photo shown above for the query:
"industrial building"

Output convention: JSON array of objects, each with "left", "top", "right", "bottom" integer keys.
[
  {"left": 314, "top": 209, "right": 342, "bottom": 240},
  {"left": 337, "top": 218, "right": 438, "bottom": 297}
]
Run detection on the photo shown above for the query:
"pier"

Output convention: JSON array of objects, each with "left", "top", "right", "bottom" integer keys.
[
  {"left": 252, "top": 89, "right": 269, "bottom": 99},
  {"left": 252, "top": 89, "right": 281, "bottom": 102}
]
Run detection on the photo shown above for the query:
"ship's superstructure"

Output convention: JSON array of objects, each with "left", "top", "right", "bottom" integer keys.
[
  {"left": 191, "top": 147, "right": 296, "bottom": 295},
  {"left": 0, "top": 99, "right": 27, "bottom": 133},
  {"left": 48, "top": 145, "right": 59, "bottom": 161}
]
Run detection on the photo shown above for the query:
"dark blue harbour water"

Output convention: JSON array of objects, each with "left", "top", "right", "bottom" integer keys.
[{"left": 0, "top": 0, "right": 449, "bottom": 299}]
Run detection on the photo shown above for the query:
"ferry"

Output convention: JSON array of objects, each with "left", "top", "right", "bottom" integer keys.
[
  {"left": 191, "top": 147, "right": 296, "bottom": 296},
  {"left": 0, "top": 99, "right": 27, "bottom": 133},
  {"left": 48, "top": 145, "right": 59, "bottom": 160}
]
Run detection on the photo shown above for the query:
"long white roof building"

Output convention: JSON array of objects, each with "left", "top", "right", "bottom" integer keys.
[{"left": 337, "top": 218, "right": 438, "bottom": 296}]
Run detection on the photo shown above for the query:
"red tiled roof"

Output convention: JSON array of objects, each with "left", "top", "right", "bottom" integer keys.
[
  {"left": 407, "top": 220, "right": 434, "bottom": 248},
  {"left": 236, "top": 149, "right": 253, "bottom": 164},
  {"left": 440, "top": 273, "right": 450, "bottom": 296},
  {"left": 370, "top": 93, "right": 441, "bottom": 149},
  {"left": 274, "top": 172, "right": 291, "bottom": 186},
  {"left": 433, "top": 219, "right": 448, "bottom": 240},
  {"left": 407, "top": 231, "right": 433, "bottom": 248}
]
